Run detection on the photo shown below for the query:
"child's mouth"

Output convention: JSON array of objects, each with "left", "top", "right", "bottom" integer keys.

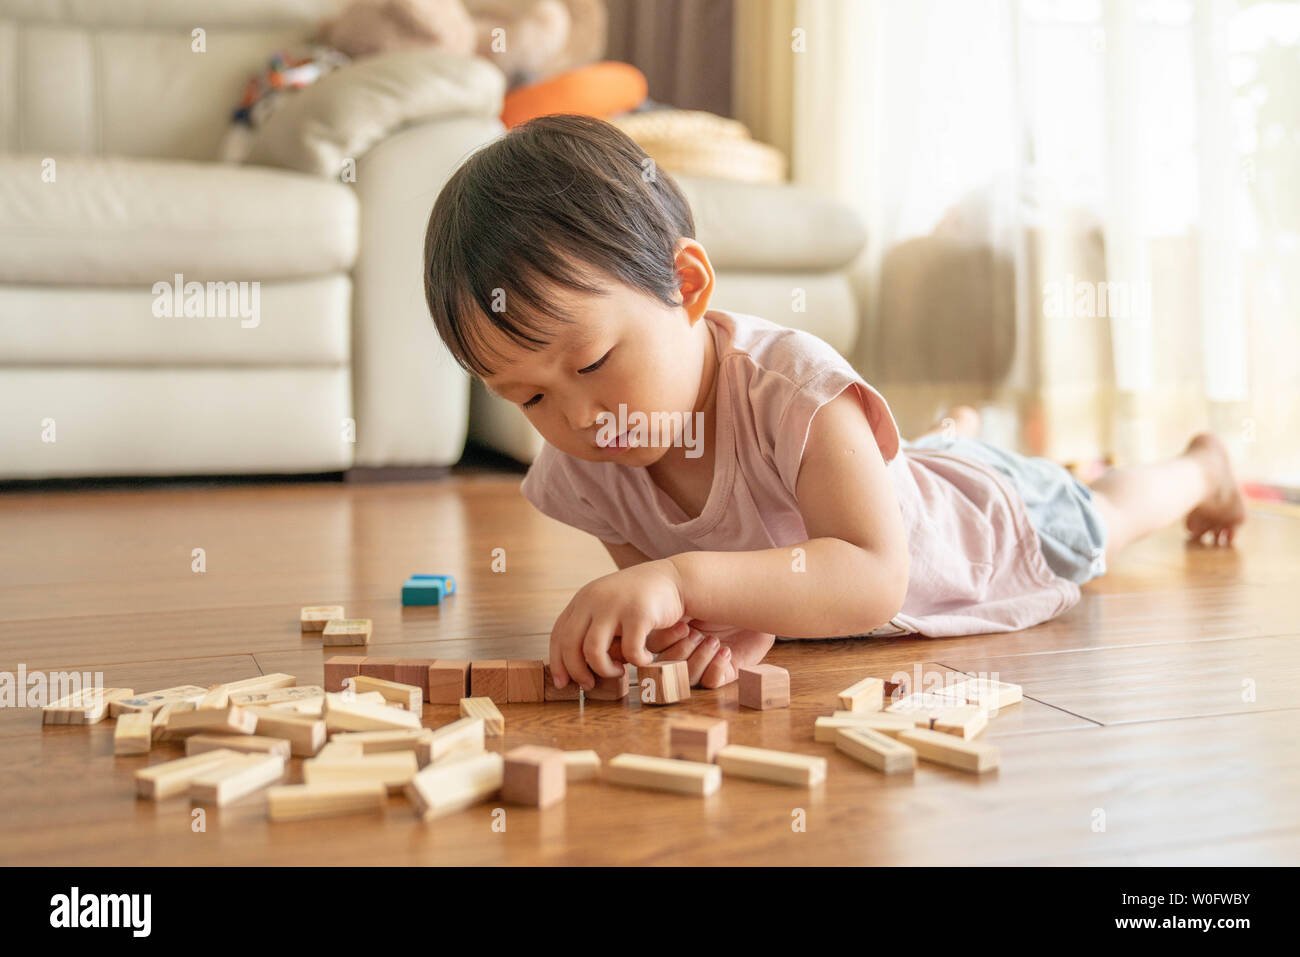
[{"left": 597, "top": 431, "right": 633, "bottom": 452}]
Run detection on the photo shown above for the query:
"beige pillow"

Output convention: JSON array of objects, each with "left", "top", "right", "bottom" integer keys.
[{"left": 245, "top": 49, "right": 506, "bottom": 177}]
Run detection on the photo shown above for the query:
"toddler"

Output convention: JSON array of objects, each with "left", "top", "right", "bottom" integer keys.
[{"left": 423, "top": 114, "right": 1246, "bottom": 692}]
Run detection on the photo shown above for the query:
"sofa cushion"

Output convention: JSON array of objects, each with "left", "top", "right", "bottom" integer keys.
[
  {"left": 675, "top": 176, "right": 867, "bottom": 272},
  {"left": 0, "top": 155, "right": 358, "bottom": 284}
]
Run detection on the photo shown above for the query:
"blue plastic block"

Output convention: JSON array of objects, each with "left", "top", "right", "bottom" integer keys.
[
  {"left": 402, "top": 578, "right": 445, "bottom": 606},
  {"left": 408, "top": 573, "right": 455, "bottom": 595}
]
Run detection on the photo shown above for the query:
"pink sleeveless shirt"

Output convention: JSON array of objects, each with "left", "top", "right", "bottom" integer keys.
[{"left": 520, "top": 309, "right": 1080, "bottom": 637}]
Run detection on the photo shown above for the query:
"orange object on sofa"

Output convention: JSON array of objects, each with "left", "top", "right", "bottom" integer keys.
[{"left": 501, "top": 61, "right": 648, "bottom": 129}]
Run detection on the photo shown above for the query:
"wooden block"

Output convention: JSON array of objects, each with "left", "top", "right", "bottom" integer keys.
[
  {"left": 506, "top": 659, "right": 545, "bottom": 703},
  {"left": 638, "top": 660, "right": 690, "bottom": 705},
  {"left": 135, "top": 749, "right": 245, "bottom": 800},
  {"left": 322, "top": 618, "right": 372, "bottom": 647},
  {"left": 837, "top": 676, "right": 884, "bottom": 713},
  {"left": 279, "top": 690, "right": 380, "bottom": 716},
  {"left": 220, "top": 674, "right": 297, "bottom": 695},
  {"left": 605, "top": 754, "right": 721, "bottom": 796},
  {"left": 303, "top": 751, "right": 419, "bottom": 793},
  {"left": 502, "top": 745, "right": 566, "bottom": 807},
  {"left": 883, "top": 675, "right": 911, "bottom": 704},
  {"left": 346, "top": 675, "right": 422, "bottom": 712},
  {"left": 152, "top": 701, "right": 193, "bottom": 741},
  {"left": 164, "top": 705, "right": 256, "bottom": 738},
  {"left": 459, "top": 697, "right": 503, "bottom": 736},
  {"left": 406, "top": 751, "right": 504, "bottom": 821},
  {"left": 242, "top": 707, "right": 327, "bottom": 756},
  {"left": 738, "top": 665, "right": 790, "bottom": 710},
  {"left": 394, "top": 658, "right": 437, "bottom": 700},
  {"left": 896, "top": 726, "right": 999, "bottom": 773},
  {"left": 198, "top": 685, "right": 230, "bottom": 709},
  {"left": 359, "top": 657, "right": 401, "bottom": 682},
  {"left": 885, "top": 692, "right": 968, "bottom": 724},
  {"left": 835, "top": 726, "right": 916, "bottom": 774},
  {"left": 324, "top": 656, "right": 367, "bottom": 692},
  {"left": 301, "top": 605, "right": 344, "bottom": 632},
  {"left": 322, "top": 692, "right": 422, "bottom": 732},
  {"left": 814, "top": 713, "right": 917, "bottom": 742},
  {"left": 229, "top": 685, "right": 324, "bottom": 709},
  {"left": 42, "top": 687, "right": 134, "bottom": 725},
  {"left": 426, "top": 716, "right": 486, "bottom": 764},
  {"left": 668, "top": 716, "right": 728, "bottom": 762},
  {"left": 113, "top": 711, "right": 153, "bottom": 755},
  {"left": 946, "top": 676, "right": 1023, "bottom": 712},
  {"left": 332, "top": 728, "right": 435, "bottom": 765},
  {"left": 315, "top": 740, "right": 365, "bottom": 761},
  {"left": 110, "top": 685, "right": 207, "bottom": 717},
  {"left": 268, "top": 781, "right": 387, "bottom": 822},
  {"left": 190, "top": 753, "right": 286, "bottom": 805},
  {"left": 585, "top": 667, "right": 630, "bottom": 701},
  {"left": 469, "top": 660, "right": 508, "bottom": 702},
  {"left": 428, "top": 660, "right": 470, "bottom": 704},
  {"left": 930, "top": 705, "right": 989, "bottom": 740},
  {"left": 185, "top": 734, "right": 292, "bottom": 760},
  {"left": 562, "top": 750, "right": 602, "bottom": 781},
  {"left": 716, "top": 744, "right": 826, "bottom": 786},
  {"left": 543, "top": 664, "right": 581, "bottom": 701}
]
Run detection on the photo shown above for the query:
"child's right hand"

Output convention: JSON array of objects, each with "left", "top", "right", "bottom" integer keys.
[{"left": 648, "top": 623, "right": 776, "bottom": 689}]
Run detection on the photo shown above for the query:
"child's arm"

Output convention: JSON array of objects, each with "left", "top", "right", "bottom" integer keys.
[{"left": 548, "top": 389, "right": 909, "bottom": 689}]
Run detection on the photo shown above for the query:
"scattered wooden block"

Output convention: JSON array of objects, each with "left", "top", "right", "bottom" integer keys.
[
  {"left": 268, "top": 781, "right": 387, "bottom": 821},
  {"left": 315, "top": 740, "right": 365, "bottom": 761},
  {"left": 42, "top": 687, "right": 134, "bottom": 725},
  {"left": 506, "top": 659, "right": 545, "bottom": 703},
  {"left": 428, "top": 660, "right": 470, "bottom": 704},
  {"left": 190, "top": 753, "right": 286, "bottom": 806},
  {"left": 324, "top": 656, "right": 367, "bottom": 692},
  {"left": 220, "top": 674, "right": 297, "bottom": 695},
  {"left": 562, "top": 750, "right": 601, "bottom": 781},
  {"left": 229, "top": 686, "right": 325, "bottom": 709},
  {"left": 110, "top": 685, "right": 207, "bottom": 717},
  {"left": 638, "top": 660, "right": 690, "bottom": 705},
  {"left": 113, "top": 711, "right": 153, "bottom": 755},
  {"left": 543, "top": 664, "right": 581, "bottom": 701},
  {"left": 322, "top": 692, "right": 422, "bottom": 732},
  {"left": 716, "top": 744, "right": 826, "bottom": 786},
  {"left": 837, "top": 677, "right": 884, "bottom": 713},
  {"left": 503, "top": 745, "right": 566, "bottom": 807},
  {"left": 394, "top": 658, "right": 437, "bottom": 700},
  {"left": 668, "top": 716, "right": 728, "bottom": 763},
  {"left": 346, "top": 675, "right": 422, "bottom": 712},
  {"left": 585, "top": 667, "right": 630, "bottom": 701},
  {"left": 945, "top": 676, "right": 1023, "bottom": 713},
  {"left": 885, "top": 692, "right": 968, "bottom": 723},
  {"left": 606, "top": 754, "right": 721, "bottom": 797},
  {"left": 303, "top": 751, "right": 419, "bottom": 793},
  {"left": 814, "top": 713, "right": 916, "bottom": 742},
  {"left": 152, "top": 701, "right": 193, "bottom": 741},
  {"left": 459, "top": 697, "right": 503, "bottom": 736},
  {"left": 738, "top": 665, "right": 790, "bottom": 710},
  {"left": 406, "top": 751, "right": 504, "bottom": 821},
  {"left": 930, "top": 705, "right": 988, "bottom": 739},
  {"left": 185, "top": 735, "right": 292, "bottom": 760},
  {"left": 469, "top": 660, "right": 508, "bottom": 702},
  {"left": 198, "top": 685, "right": 231, "bottom": 709},
  {"left": 164, "top": 705, "right": 257, "bottom": 738},
  {"left": 301, "top": 605, "right": 345, "bottom": 632},
  {"left": 835, "top": 727, "right": 916, "bottom": 774},
  {"left": 332, "top": 728, "right": 435, "bottom": 765},
  {"left": 426, "top": 716, "right": 486, "bottom": 764},
  {"left": 896, "top": 726, "right": 999, "bottom": 774},
  {"left": 322, "top": 618, "right": 372, "bottom": 647},
  {"left": 241, "top": 707, "right": 327, "bottom": 756},
  {"left": 359, "top": 657, "right": 401, "bottom": 682},
  {"left": 135, "top": 748, "right": 245, "bottom": 800}
]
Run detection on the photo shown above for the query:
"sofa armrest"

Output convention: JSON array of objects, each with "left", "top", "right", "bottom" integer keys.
[
  {"left": 246, "top": 50, "right": 506, "bottom": 178},
  {"left": 351, "top": 114, "right": 505, "bottom": 468}
]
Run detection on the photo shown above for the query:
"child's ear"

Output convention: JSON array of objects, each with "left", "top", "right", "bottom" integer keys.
[{"left": 673, "top": 239, "right": 715, "bottom": 323}]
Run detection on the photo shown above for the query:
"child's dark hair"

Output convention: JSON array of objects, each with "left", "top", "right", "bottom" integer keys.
[{"left": 423, "top": 113, "right": 696, "bottom": 377}]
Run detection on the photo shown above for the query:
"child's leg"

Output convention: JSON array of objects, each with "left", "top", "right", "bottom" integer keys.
[{"left": 1087, "top": 433, "right": 1246, "bottom": 559}]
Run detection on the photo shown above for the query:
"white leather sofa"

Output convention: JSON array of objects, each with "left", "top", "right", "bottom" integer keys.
[{"left": 0, "top": 0, "right": 868, "bottom": 478}]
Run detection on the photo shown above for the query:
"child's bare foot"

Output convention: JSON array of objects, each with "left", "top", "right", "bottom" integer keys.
[
  {"left": 919, "top": 405, "right": 981, "bottom": 441},
  {"left": 1184, "top": 433, "right": 1246, "bottom": 546}
]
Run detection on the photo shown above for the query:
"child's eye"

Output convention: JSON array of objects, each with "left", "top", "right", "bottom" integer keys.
[
  {"left": 578, "top": 350, "right": 612, "bottom": 374},
  {"left": 522, "top": 394, "right": 543, "bottom": 409}
]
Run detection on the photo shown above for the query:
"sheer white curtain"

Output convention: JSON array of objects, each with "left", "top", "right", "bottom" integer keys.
[{"left": 735, "top": 0, "right": 1299, "bottom": 484}]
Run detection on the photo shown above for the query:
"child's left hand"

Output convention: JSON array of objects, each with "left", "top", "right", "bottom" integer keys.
[{"left": 548, "top": 559, "right": 686, "bottom": 691}]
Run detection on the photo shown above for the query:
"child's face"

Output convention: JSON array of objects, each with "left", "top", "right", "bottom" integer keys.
[{"left": 480, "top": 256, "right": 713, "bottom": 467}]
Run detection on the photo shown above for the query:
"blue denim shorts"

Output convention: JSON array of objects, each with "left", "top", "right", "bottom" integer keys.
[{"left": 903, "top": 434, "right": 1108, "bottom": 585}]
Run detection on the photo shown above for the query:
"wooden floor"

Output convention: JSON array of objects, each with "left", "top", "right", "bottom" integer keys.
[{"left": 2, "top": 473, "right": 1297, "bottom": 866}]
